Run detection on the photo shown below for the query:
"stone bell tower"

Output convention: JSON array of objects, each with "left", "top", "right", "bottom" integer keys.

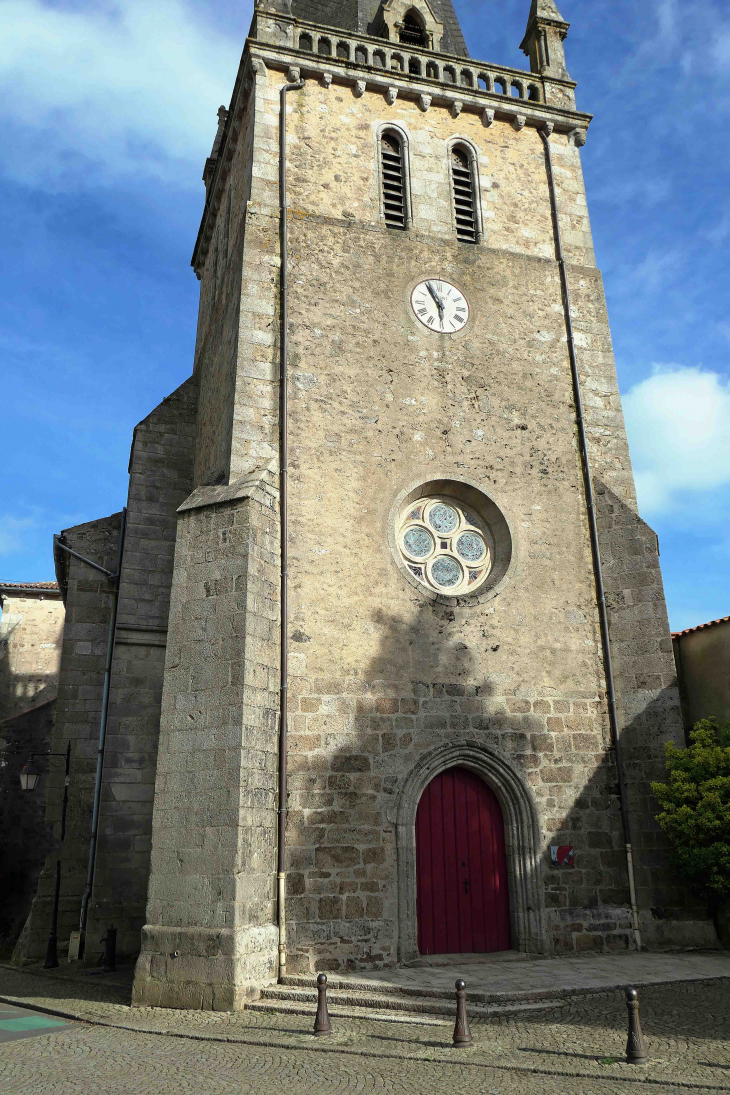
[{"left": 131, "top": 0, "right": 712, "bottom": 1010}]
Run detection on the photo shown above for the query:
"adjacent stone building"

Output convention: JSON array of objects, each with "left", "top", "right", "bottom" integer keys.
[
  {"left": 0, "top": 581, "right": 64, "bottom": 948},
  {"left": 0, "top": 581, "right": 64, "bottom": 720},
  {"left": 19, "top": 0, "right": 718, "bottom": 1002},
  {"left": 673, "top": 616, "right": 730, "bottom": 733}
]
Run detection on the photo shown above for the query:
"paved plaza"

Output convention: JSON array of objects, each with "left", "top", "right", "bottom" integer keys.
[
  {"left": 1, "top": 954, "right": 729, "bottom": 1093},
  {"left": 320, "top": 949, "right": 730, "bottom": 998}
]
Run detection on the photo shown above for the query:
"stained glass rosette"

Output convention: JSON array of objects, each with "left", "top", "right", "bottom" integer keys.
[{"left": 397, "top": 495, "right": 492, "bottom": 595}]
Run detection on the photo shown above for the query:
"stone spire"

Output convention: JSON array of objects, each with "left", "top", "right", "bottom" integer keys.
[
  {"left": 520, "top": 0, "right": 570, "bottom": 80},
  {"left": 290, "top": 0, "right": 469, "bottom": 57}
]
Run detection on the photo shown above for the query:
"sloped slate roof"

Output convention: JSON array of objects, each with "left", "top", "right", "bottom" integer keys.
[{"left": 291, "top": 0, "right": 469, "bottom": 57}]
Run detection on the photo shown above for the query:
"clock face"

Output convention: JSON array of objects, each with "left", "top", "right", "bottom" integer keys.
[{"left": 410, "top": 279, "right": 469, "bottom": 334}]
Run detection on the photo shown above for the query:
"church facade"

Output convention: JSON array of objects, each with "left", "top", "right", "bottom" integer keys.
[{"left": 18, "top": 0, "right": 717, "bottom": 1008}]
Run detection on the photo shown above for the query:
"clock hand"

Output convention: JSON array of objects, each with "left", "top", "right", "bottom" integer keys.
[
  {"left": 425, "top": 282, "right": 446, "bottom": 330},
  {"left": 426, "top": 281, "right": 443, "bottom": 309}
]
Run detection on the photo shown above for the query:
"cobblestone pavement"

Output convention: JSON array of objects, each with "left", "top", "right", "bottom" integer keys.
[{"left": 1, "top": 965, "right": 729, "bottom": 1094}]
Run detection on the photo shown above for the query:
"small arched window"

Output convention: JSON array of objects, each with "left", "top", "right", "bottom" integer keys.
[
  {"left": 399, "top": 10, "right": 427, "bottom": 47},
  {"left": 381, "top": 133, "right": 407, "bottom": 230},
  {"left": 450, "top": 147, "right": 478, "bottom": 244}
]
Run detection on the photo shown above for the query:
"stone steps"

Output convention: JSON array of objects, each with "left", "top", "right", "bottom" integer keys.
[
  {"left": 251, "top": 982, "right": 567, "bottom": 1024},
  {"left": 279, "top": 973, "right": 569, "bottom": 1006},
  {"left": 248, "top": 998, "right": 450, "bottom": 1025}
]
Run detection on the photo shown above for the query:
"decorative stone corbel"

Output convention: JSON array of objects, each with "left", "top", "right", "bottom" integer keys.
[
  {"left": 540, "top": 121, "right": 554, "bottom": 136},
  {"left": 250, "top": 57, "right": 267, "bottom": 77},
  {"left": 570, "top": 128, "right": 587, "bottom": 147},
  {"left": 386, "top": 87, "right": 398, "bottom": 105},
  {"left": 418, "top": 94, "right": 432, "bottom": 112},
  {"left": 482, "top": 109, "right": 495, "bottom": 127},
  {"left": 450, "top": 100, "right": 463, "bottom": 119},
  {"left": 287, "top": 66, "right": 300, "bottom": 83},
  {"left": 513, "top": 114, "right": 526, "bottom": 132},
  {"left": 321, "top": 72, "right": 332, "bottom": 88},
  {"left": 354, "top": 79, "right": 366, "bottom": 97}
]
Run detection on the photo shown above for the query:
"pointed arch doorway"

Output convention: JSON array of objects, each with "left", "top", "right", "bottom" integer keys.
[{"left": 415, "top": 767, "right": 511, "bottom": 955}]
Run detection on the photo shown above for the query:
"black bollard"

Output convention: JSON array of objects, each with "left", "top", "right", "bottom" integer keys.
[
  {"left": 100, "top": 926, "right": 117, "bottom": 973},
  {"left": 313, "top": 973, "right": 332, "bottom": 1036},
  {"left": 453, "top": 978, "right": 473, "bottom": 1047},
  {"left": 625, "top": 987, "right": 648, "bottom": 1063}
]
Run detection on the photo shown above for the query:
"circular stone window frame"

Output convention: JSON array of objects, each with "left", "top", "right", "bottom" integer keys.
[{"left": 388, "top": 476, "right": 517, "bottom": 606}]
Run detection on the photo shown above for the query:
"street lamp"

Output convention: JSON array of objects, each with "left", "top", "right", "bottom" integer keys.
[
  {"left": 19, "top": 763, "right": 40, "bottom": 791},
  {"left": 19, "top": 742, "right": 71, "bottom": 969}
]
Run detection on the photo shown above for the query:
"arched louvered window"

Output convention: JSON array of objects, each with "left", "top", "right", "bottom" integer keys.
[
  {"left": 451, "top": 147, "right": 478, "bottom": 243},
  {"left": 381, "top": 133, "right": 406, "bottom": 229},
  {"left": 399, "top": 10, "right": 427, "bottom": 47}
]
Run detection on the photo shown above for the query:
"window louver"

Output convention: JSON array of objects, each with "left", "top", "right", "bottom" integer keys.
[
  {"left": 451, "top": 148, "right": 477, "bottom": 243},
  {"left": 381, "top": 134, "right": 406, "bottom": 229},
  {"left": 399, "top": 14, "right": 426, "bottom": 47}
]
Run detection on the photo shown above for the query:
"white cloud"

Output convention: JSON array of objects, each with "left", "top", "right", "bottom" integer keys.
[
  {"left": 626, "top": 248, "right": 684, "bottom": 293},
  {"left": 0, "top": 516, "right": 37, "bottom": 557},
  {"left": 0, "top": 0, "right": 243, "bottom": 189},
  {"left": 623, "top": 366, "right": 730, "bottom": 514}
]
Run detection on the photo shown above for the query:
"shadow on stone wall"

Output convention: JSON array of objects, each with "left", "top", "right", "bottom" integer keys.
[
  {"left": 0, "top": 701, "right": 56, "bottom": 956},
  {"left": 287, "top": 585, "right": 715, "bottom": 972}
]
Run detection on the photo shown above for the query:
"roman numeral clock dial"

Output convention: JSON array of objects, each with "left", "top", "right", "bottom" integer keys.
[{"left": 410, "top": 279, "right": 469, "bottom": 334}]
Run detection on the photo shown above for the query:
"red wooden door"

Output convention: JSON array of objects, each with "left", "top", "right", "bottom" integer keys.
[{"left": 416, "top": 767, "right": 511, "bottom": 955}]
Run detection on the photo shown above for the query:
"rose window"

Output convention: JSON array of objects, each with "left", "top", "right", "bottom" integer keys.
[{"left": 397, "top": 496, "right": 492, "bottom": 595}]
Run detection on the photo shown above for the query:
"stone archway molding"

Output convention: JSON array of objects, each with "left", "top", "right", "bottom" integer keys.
[{"left": 394, "top": 739, "right": 546, "bottom": 961}]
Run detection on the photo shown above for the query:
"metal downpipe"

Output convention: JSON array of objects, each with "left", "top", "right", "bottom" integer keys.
[
  {"left": 539, "top": 126, "right": 642, "bottom": 951},
  {"left": 78, "top": 506, "right": 127, "bottom": 948},
  {"left": 278, "top": 74, "right": 304, "bottom": 982}
]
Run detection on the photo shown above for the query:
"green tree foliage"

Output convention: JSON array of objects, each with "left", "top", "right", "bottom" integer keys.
[{"left": 652, "top": 719, "right": 730, "bottom": 902}]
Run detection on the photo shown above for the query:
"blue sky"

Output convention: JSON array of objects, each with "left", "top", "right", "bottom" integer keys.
[{"left": 1, "top": 0, "right": 728, "bottom": 631}]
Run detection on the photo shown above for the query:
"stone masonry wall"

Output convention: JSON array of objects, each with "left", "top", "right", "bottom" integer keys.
[
  {"left": 194, "top": 61, "right": 276, "bottom": 489},
  {"left": 596, "top": 484, "right": 714, "bottom": 948},
  {"left": 133, "top": 469, "right": 281, "bottom": 1009},
  {"left": 84, "top": 378, "right": 198, "bottom": 963},
  {"left": 15, "top": 514, "right": 122, "bottom": 964},
  {"left": 281, "top": 212, "right": 635, "bottom": 967},
  {"left": 0, "top": 588, "right": 64, "bottom": 720}
]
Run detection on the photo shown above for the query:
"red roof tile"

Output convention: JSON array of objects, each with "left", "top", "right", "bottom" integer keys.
[
  {"left": 672, "top": 615, "right": 730, "bottom": 638},
  {"left": 0, "top": 581, "right": 59, "bottom": 591}
]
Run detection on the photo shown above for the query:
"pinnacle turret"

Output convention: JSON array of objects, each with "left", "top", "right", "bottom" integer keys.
[
  {"left": 527, "top": 0, "right": 566, "bottom": 22},
  {"left": 520, "top": 0, "right": 571, "bottom": 80}
]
